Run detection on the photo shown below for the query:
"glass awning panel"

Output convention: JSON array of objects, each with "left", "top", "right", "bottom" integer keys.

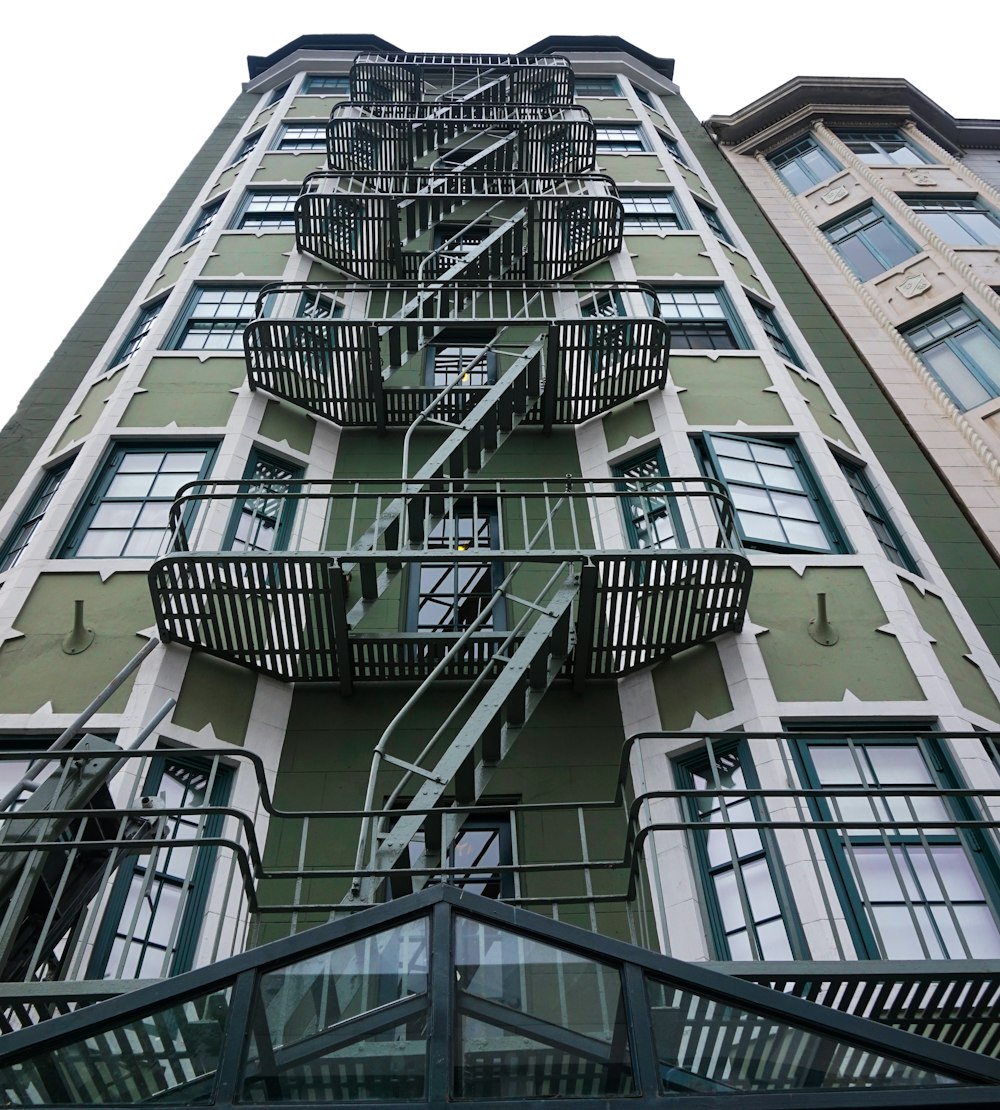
[{"left": 0, "top": 887, "right": 997, "bottom": 1106}]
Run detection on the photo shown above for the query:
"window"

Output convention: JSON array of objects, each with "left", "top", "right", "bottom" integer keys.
[
  {"left": 620, "top": 191, "right": 685, "bottom": 232},
  {"left": 425, "top": 335, "right": 496, "bottom": 387},
  {"left": 797, "top": 736, "right": 1000, "bottom": 959},
  {"left": 231, "top": 189, "right": 298, "bottom": 231},
  {"left": 265, "top": 83, "right": 290, "bottom": 106},
  {"left": 677, "top": 741, "right": 801, "bottom": 960},
  {"left": 633, "top": 85, "right": 657, "bottom": 111},
  {"left": 769, "top": 136, "right": 840, "bottom": 193},
  {"left": 89, "top": 753, "right": 233, "bottom": 978},
  {"left": 224, "top": 450, "right": 303, "bottom": 553},
  {"left": 273, "top": 123, "right": 327, "bottom": 152},
  {"left": 749, "top": 299, "right": 801, "bottom": 365},
  {"left": 302, "top": 74, "right": 350, "bottom": 95},
  {"left": 834, "top": 130, "right": 929, "bottom": 166},
  {"left": 837, "top": 458, "right": 917, "bottom": 572},
  {"left": 59, "top": 444, "right": 215, "bottom": 559},
  {"left": 108, "top": 297, "right": 165, "bottom": 367},
  {"left": 182, "top": 198, "right": 223, "bottom": 246},
  {"left": 408, "top": 505, "right": 503, "bottom": 632},
  {"left": 823, "top": 205, "right": 918, "bottom": 281},
  {"left": 905, "top": 197, "right": 1000, "bottom": 246},
  {"left": 0, "top": 462, "right": 71, "bottom": 571},
  {"left": 653, "top": 288, "right": 746, "bottom": 350},
  {"left": 229, "top": 130, "right": 262, "bottom": 166},
  {"left": 696, "top": 201, "right": 734, "bottom": 246},
  {"left": 595, "top": 125, "right": 649, "bottom": 153},
  {"left": 657, "top": 130, "right": 688, "bottom": 166},
  {"left": 172, "top": 286, "right": 260, "bottom": 351},
  {"left": 612, "top": 449, "right": 685, "bottom": 549},
  {"left": 697, "top": 433, "right": 845, "bottom": 553},
  {"left": 904, "top": 302, "right": 1000, "bottom": 410},
  {"left": 392, "top": 810, "right": 515, "bottom": 900},
  {"left": 574, "top": 76, "right": 621, "bottom": 97}
]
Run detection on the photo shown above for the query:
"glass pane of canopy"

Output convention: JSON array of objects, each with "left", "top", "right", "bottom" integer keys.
[
  {"left": 646, "top": 974, "right": 965, "bottom": 1094},
  {"left": 0, "top": 888, "right": 995, "bottom": 1105}
]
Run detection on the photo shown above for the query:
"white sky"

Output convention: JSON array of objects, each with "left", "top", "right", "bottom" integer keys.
[{"left": 1, "top": 0, "right": 994, "bottom": 437}]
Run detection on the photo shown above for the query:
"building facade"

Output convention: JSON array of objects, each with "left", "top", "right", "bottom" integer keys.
[
  {"left": 707, "top": 79, "right": 1000, "bottom": 575},
  {"left": 0, "top": 37, "right": 999, "bottom": 1103}
]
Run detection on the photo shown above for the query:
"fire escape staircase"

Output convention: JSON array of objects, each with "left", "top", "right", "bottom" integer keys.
[{"left": 147, "top": 49, "right": 752, "bottom": 910}]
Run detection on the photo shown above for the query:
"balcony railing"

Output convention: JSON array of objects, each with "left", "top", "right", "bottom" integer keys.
[
  {"left": 327, "top": 103, "right": 595, "bottom": 175},
  {"left": 4, "top": 733, "right": 998, "bottom": 1060},
  {"left": 244, "top": 279, "right": 669, "bottom": 427},
  {"left": 147, "top": 478, "right": 750, "bottom": 682},
  {"left": 349, "top": 53, "right": 574, "bottom": 107},
  {"left": 296, "top": 172, "right": 623, "bottom": 280}
]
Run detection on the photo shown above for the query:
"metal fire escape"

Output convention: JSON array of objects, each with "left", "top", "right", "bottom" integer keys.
[{"left": 148, "top": 52, "right": 752, "bottom": 905}]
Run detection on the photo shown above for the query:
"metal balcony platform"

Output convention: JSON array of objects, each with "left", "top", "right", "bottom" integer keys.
[
  {"left": 327, "top": 103, "right": 595, "bottom": 175},
  {"left": 245, "top": 280, "right": 668, "bottom": 428},
  {"left": 296, "top": 172, "right": 622, "bottom": 281},
  {"left": 147, "top": 479, "right": 751, "bottom": 685},
  {"left": 349, "top": 52, "right": 574, "bottom": 107}
]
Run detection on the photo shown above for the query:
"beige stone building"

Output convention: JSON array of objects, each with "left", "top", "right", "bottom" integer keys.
[{"left": 708, "top": 79, "right": 1000, "bottom": 560}]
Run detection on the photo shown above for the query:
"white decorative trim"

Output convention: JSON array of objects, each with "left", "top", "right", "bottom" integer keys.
[
  {"left": 815, "top": 123, "right": 1000, "bottom": 321},
  {"left": 756, "top": 148, "right": 1000, "bottom": 483}
]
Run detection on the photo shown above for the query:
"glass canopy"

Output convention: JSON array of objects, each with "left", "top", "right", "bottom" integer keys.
[{"left": 0, "top": 886, "right": 997, "bottom": 1106}]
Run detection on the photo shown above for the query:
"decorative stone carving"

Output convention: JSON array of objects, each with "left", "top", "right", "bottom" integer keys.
[
  {"left": 903, "top": 169, "right": 936, "bottom": 186},
  {"left": 820, "top": 184, "right": 849, "bottom": 205},
  {"left": 896, "top": 273, "right": 932, "bottom": 299}
]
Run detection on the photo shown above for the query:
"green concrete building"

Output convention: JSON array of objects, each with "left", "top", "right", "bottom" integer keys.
[{"left": 0, "top": 36, "right": 999, "bottom": 1105}]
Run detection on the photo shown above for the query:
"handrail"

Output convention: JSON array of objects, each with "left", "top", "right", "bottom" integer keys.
[
  {"left": 162, "top": 475, "right": 742, "bottom": 557},
  {"left": 252, "top": 277, "right": 661, "bottom": 319}
]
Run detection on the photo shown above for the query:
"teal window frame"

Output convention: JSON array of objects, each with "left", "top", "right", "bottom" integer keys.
[
  {"left": 273, "top": 123, "right": 327, "bottom": 152},
  {"left": 88, "top": 752, "right": 233, "bottom": 979},
  {"left": 595, "top": 124, "right": 649, "bottom": 153},
  {"left": 769, "top": 136, "right": 840, "bottom": 193},
  {"left": 903, "top": 301, "right": 1000, "bottom": 411},
  {"left": 697, "top": 433, "right": 847, "bottom": 554},
  {"left": 823, "top": 204, "right": 918, "bottom": 281},
  {"left": 223, "top": 449, "right": 304, "bottom": 554},
  {"left": 836, "top": 456, "right": 918, "bottom": 572},
  {"left": 230, "top": 189, "right": 298, "bottom": 231},
  {"left": 229, "top": 130, "right": 263, "bottom": 166},
  {"left": 748, "top": 298, "right": 801, "bottom": 366},
  {"left": 657, "top": 130, "right": 688, "bottom": 166},
  {"left": 170, "top": 285, "right": 262, "bottom": 352},
  {"left": 834, "top": 129, "right": 930, "bottom": 166},
  {"left": 620, "top": 190, "right": 685, "bottom": 232},
  {"left": 574, "top": 76, "right": 621, "bottom": 98},
  {"left": 108, "top": 297, "right": 165, "bottom": 367},
  {"left": 58, "top": 442, "right": 216, "bottom": 559},
  {"left": 302, "top": 74, "right": 349, "bottom": 95},
  {"left": 653, "top": 287, "right": 749, "bottom": 351},
  {"left": 424, "top": 332, "right": 497, "bottom": 388},
  {"left": 391, "top": 808, "right": 516, "bottom": 901},
  {"left": 633, "top": 84, "right": 657, "bottom": 111},
  {"left": 905, "top": 196, "right": 1000, "bottom": 246},
  {"left": 794, "top": 734, "right": 1000, "bottom": 960},
  {"left": 265, "top": 82, "right": 290, "bottom": 106},
  {"left": 696, "top": 200, "right": 734, "bottom": 246},
  {"left": 407, "top": 504, "right": 505, "bottom": 633},
  {"left": 0, "top": 461, "right": 72, "bottom": 571},
  {"left": 611, "top": 447, "right": 687, "bottom": 550},
  {"left": 675, "top": 740, "right": 808, "bottom": 960},
  {"left": 182, "top": 198, "right": 223, "bottom": 246}
]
